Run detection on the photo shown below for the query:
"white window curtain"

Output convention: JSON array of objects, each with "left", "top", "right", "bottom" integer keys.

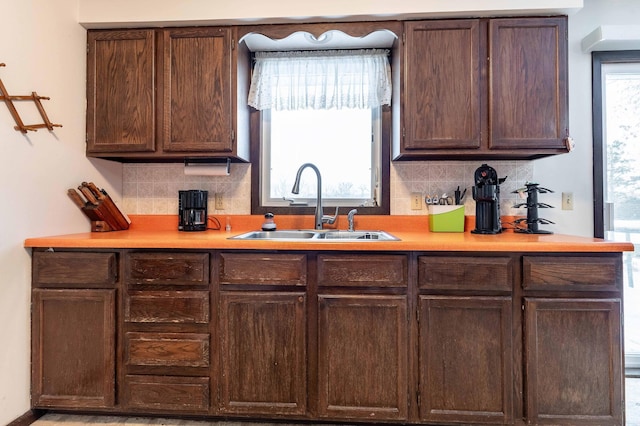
[{"left": 248, "top": 49, "right": 391, "bottom": 111}]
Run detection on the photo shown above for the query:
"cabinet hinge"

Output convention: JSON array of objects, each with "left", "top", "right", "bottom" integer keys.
[
  {"left": 231, "top": 129, "right": 235, "bottom": 142},
  {"left": 402, "top": 32, "right": 406, "bottom": 45},
  {"left": 231, "top": 39, "right": 235, "bottom": 50}
]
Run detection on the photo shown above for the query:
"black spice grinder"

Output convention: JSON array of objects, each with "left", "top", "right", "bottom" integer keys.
[
  {"left": 471, "top": 164, "right": 507, "bottom": 234},
  {"left": 178, "top": 190, "right": 208, "bottom": 231}
]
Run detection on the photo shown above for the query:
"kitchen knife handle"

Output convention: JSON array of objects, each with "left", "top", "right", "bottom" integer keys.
[
  {"left": 67, "top": 188, "right": 87, "bottom": 209},
  {"left": 84, "top": 182, "right": 106, "bottom": 200},
  {"left": 68, "top": 188, "right": 102, "bottom": 222},
  {"left": 78, "top": 185, "right": 98, "bottom": 205}
]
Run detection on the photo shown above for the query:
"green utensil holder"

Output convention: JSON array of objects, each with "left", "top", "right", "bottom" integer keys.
[{"left": 429, "top": 205, "right": 465, "bottom": 232}]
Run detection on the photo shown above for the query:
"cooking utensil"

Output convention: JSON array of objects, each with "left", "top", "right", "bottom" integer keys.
[
  {"left": 454, "top": 186, "right": 467, "bottom": 205},
  {"left": 78, "top": 185, "right": 98, "bottom": 205}
]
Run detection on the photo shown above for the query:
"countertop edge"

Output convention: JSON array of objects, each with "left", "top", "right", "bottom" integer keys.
[{"left": 23, "top": 231, "right": 635, "bottom": 253}]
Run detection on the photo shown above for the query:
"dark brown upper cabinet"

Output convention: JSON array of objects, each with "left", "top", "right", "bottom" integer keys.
[
  {"left": 403, "top": 19, "right": 483, "bottom": 152},
  {"left": 489, "top": 18, "right": 568, "bottom": 151},
  {"left": 87, "top": 30, "right": 156, "bottom": 155},
  {"left": 160, "top": 27, "right": 233, "bottom": 154},
  {"left": 398, "top": 16, "right": 569, "bottom": 160},
  {"left": 87, "top": 27, "right": 249, "bottom": 162}
]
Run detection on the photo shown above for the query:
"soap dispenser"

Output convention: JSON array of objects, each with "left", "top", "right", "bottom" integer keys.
[{"left": 261, "top": 212, "right": 276, "bottom": 231}]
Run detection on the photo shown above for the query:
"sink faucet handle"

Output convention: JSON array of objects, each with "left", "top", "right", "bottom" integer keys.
[
  {"left": 322, "top": 206, "right": 339, "bottom": 225},
  {"left": 282, "top": 197, "right": 308, "bottom": 206},
  {"left": 347, "top": 209, "right": 358, "bottom": 232}
]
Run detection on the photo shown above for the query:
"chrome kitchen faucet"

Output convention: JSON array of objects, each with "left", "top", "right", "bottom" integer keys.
[{"left": 291, "top": 163, "right": 337, "bottom": 230}]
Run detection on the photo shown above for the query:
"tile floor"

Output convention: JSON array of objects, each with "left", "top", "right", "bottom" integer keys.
[
  {"left": 29, "top": 378, "right": 640, "bottom": 426},
  {"left": 31, "top": 416, "right": 348, "bottom": 426}
]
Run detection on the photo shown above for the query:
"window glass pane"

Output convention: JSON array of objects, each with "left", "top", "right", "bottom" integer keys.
[
  {"left": 263, "top": 107, "right": 379, "bottom": 206},
  {"left": 604, "top": 67, "right": 640, "bottom": 224},
  {"left": 602, "top": 62, "right": 640, "bottom": 364}
]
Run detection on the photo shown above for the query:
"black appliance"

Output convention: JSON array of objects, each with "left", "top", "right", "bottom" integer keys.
[
  {"left": 512, "top": 183, "right": 555, "bottom": 234},
  {"left": 178, "top": 190, "right": 208, "bottom": 231},
  {"left": 471, "top": 164, "right": 506, "bottom": 234}
]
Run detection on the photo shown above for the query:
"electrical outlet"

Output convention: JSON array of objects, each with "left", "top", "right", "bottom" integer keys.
[
  {"left": 215, "top": 193, "right": 225, "bottom": 210},
  {"left": 411, "top": 192, "right": 422, "bottom": 210},
  {"left": 562, "top": 192, "right": 573, "bottom": 210}
]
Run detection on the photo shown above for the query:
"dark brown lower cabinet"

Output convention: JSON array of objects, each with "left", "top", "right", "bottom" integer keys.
[
  {"left": 29, "top": 249, "right": 625, "bottom": 425},
  {"left": 123, "top": 375, "right": 210, "bottom": 412},
  {"left": 219, "top": 292, "right": 307, "bottom": 416},
  {"left": 419, "top": 296, "right": 513, "bottom": 424},
  {"left": 120, "top": 251, "right": 212, "bottom": 414},
  {"left": 317, "top": 294, "right": 408, "bottom": 421},
  {"left": 31, "top": 288, "right": 116, "bottom": 408},
  {"left": 525, "top": 298, "right": 623, "bottom": 425}
]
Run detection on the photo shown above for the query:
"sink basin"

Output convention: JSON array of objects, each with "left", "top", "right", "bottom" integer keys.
[
  {"left": 229, "top": 230, "right": 318, "bottom": 240},
  {"left": 318, "top": 230, "right": 399, "bottom": 241},
  {"left": 229, "top": 230, "right": 399, "bottom": 242}
]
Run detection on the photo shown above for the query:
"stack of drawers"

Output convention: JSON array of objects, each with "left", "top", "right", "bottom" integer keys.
[{"left": 122, "top": 251, "right": 211, "bottom": 413}]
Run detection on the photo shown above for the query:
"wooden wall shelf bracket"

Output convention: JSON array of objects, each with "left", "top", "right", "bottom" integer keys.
[{"left": 0, "top": 63, "right": 62, "bottom": 133}]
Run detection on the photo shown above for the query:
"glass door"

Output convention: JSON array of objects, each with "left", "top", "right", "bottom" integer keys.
[{"left": 601, "top": 62, "right": 640, "bottom": 370}]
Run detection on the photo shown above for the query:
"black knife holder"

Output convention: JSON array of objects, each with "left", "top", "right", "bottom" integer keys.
[{"left": 512, "top": 183, "right": 555, "bottom": 234}]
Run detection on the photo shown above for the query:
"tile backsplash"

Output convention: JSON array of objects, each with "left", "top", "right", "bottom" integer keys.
[{"left": 122, "top": 160, "right": 533, "bottom": 217}]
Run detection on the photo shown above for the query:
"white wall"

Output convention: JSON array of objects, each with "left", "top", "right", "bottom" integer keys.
[
  {"left": 0, "top": 1, "right": 122, "bottom": 423},
  {"left": 533, "top": 0, "right": 640, "bottom": 237},
  {"left": 78, "top": 0, "right": 582, "bottom": 28}
]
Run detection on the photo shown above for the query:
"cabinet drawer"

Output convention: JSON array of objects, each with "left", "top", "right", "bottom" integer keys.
[
  {"left": 418, "top": 256, "right": 513, "bottom": 292},
  {"left": 523, "top": 255, "right": 621, "bottom": 292},
  {"left": 220, "top": 253, "right": 306, "bottom": 286},
  {"left": 125, "top": 332, "right": 209, "bottom": 368},
  {"left": 125, "top": 252, "right": 209, "bottom": 285},
  {"left": 124, "top": 375, "right": 209, "bottom": 412},
  {"left": 33, "top": 251, "right": 117, "bottom": 288},
  {"left": 317, "top": 254, "right": 407, "bottom": 288},
  {"left": 125, "top": 291, "right": 209, "bottom": 324}
]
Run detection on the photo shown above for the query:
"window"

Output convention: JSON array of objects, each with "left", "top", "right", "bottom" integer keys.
[
  {"left": 261, "top": 107, "right": 381, "bottom": 208},
  {"left": 242, "top": 27, "right": 399, "bottom": 216},
  {"left": 593, "top": 51, "right": 640, "bottom": 371}
]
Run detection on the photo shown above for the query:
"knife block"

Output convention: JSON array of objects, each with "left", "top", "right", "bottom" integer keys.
[
  {"left": 68, "top": 183, "right": 130, "bottom": 232},
  {"left": 91, "top": 220, "right": 114, "bottom": 232}
]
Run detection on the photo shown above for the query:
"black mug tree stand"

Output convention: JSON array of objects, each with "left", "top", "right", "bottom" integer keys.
[{"left": 512, "top": 183, "right": 555, "bottom": 234}]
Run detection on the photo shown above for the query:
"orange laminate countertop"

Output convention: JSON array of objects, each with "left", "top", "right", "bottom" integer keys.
[{"left": 24, "top": 215, "right": 634, "bottom": 253}]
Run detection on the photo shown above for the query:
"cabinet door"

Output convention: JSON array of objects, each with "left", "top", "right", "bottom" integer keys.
[
  {"left": 419, "top": 296, "right": 513, "bottom": 424},
  {"left": 525, "top": 298, "right": 623, "bottom": 425},
  {"left": 32, "top": 289, "right": 116, "bottom": 408},
  {"left": 219, "top": 292, "right": 307, "bottom": 416},
  {"left": 489, "top": 17, "right": 568, "bottom": 150},
  {"left": 87, "top": 30, "right": 156, "bottom": 153},
  {"left": 317, "top": 295, "right": 408, "bottom": 421},
  {"left": 404, "top": 20, "right": 482, "bottom": 151},
  {"left": 161, "top": 27, "right": 233, "bottom": 153}
]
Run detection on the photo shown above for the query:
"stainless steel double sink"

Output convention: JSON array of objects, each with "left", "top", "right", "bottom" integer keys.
[{"left": 229, "top": 229, "right": 400, "bottom": 242}]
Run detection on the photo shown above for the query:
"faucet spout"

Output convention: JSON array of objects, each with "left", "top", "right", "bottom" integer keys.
[
  {"left": 291, "top": 163, "right": 333, "bottom": 230},
  {"left": 347, "top": 209, "right": 358, "bottom": 232}
]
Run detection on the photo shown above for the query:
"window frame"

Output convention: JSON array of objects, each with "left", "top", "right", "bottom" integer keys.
[
  {"left": 250, "top": 103, "right": 391, "bottom": 216},
  {"left": 260, "top": 106, "right": 383, "bottom": 209},
  {"left": 592, "top": 50, "right": 640, "bottom": 237}
]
